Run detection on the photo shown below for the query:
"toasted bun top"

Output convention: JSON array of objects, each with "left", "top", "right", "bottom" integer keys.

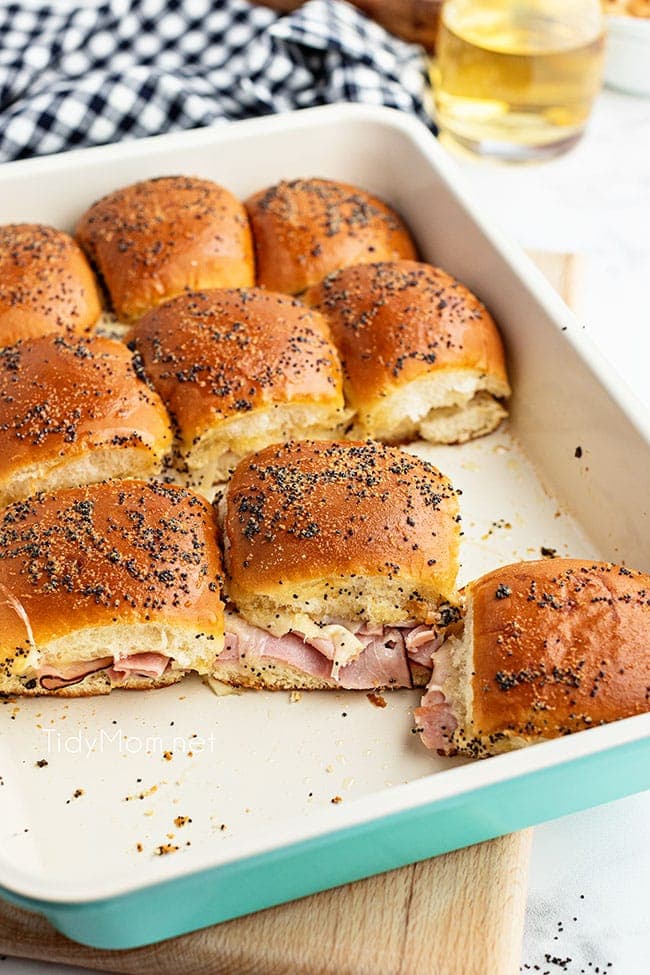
[
  {"left": 305, "top": 261, "right": 510, "bottom": 405},
  {"left": 0, "top": 480, "right": 224, "bottom": 669},
  {"left": 469, "top": 559, "right": 650, "bottom": 742},
  {"left": 75, "top": 176, "right": 254, "bottom": 322},
  {"left": 225, "top": 439, "right": 461, "bottom": 612},
  {"left": 131, "top": 288, "right": 345, "bottom": 453},
  {"left": 0, "top": 334, "right": 172, "bottom": 484},
  {"left": 0, "top": 224, "right": 101, "bottom": 346},
  {"left": 245, "top": 178, "right": 417, "bottom": 294}
]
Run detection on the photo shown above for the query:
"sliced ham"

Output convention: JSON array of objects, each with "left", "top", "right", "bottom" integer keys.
[
  {"left": 414, "top": 638, "right": 458, "bottom": 753},
  {"left": 37, "top": 652, "right": 170, "bottom": 690},
  {"left": 221, "top": 613, "right": 420, "bottom": 689},
  {"left": 223, "top": 614, "right": 332, "bottom": 680},
  {"left": 110, "top": 652, "right": 170, "bottom": 680},
  {"left": 338, "top": 630, "right": 411, "bottom": 689},
  {"left": 39, "top": 657, "right": 114, "bottom": 691},
  {"left": 405, "top": 625, "right": 443, "bottom": 667},
  {"left": 414, "top": 687, "right": 458, "bottom": 752}
]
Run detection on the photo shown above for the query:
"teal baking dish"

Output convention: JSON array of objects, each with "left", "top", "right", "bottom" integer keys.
[{"left": 0, "top": 105, "right": 647, "bottom": 948}]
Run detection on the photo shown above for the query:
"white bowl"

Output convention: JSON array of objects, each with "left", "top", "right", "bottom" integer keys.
[{"left": 605, "top": 15, "right": 650, "bottom": 96}]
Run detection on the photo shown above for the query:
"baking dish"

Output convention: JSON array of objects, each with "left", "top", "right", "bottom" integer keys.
[{"left": 0, "top": 105, "right": 648, "bottom": 949}]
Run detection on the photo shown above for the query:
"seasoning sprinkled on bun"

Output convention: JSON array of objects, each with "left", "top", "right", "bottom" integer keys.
[
  {"left": 0, "top": 224, "right": 101, "bottom": 347},
  {"left": 306, "top": 261, "right": 510, "bottom": 444},
  {"left": 246, "top": 178, "right": 417, "bottom": 294},
  {"left": 76, "top": 176, "right": 254, "bottom": 322},
  {"left": 416, "top": 559, "right": 650, "bottom": 757}
]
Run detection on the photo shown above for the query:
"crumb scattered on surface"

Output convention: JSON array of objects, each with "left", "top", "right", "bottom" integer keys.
[
  {"left": 367, "top": 692, "right": 387, "bottom": 708},
  {"left": 331, "top": 796, "right": 343, "bottom": 805},
  {"left": 163, "top": 750, "right": 173, "bottom": 761},
  {"left": 124, "top": 783, "right": 159, "bottom": 802},
  {"left": 174, "top": 816, "right": 192, "bottom": 828},
  {"left": 136, "top": 843, "right": 143, "bottom": 853},
  {"left": 35, "top": 759, "right": 48, "bottom": 768},
  {"left": 289, "top": 691, "right": 302, "bottom": 703},
  {"left": 66, "top": 788, "right": 83, "bottom": 804},
  {"left": 154, "top": 844, "right": 179, "bottom": 856}
]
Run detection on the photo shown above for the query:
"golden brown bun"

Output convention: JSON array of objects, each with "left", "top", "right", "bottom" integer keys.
[
  {"left": 245, "top": 178, "right": 417, "bottom": 294},
  {"left": 0, "top": 224, "right": 101, "bottom": 347},
  {"left": 224, "top": 440, "right": 461, "bottom": 629},
  {"left": 418, "top": 559, "right": 650, "bottom": 757},
  {"left": 131, "top": 288, "right": 347, "bottom": 483},
  {"left": 0, "top": 480, "right": 224, "bottom": 695},
  {"left": 0, "top": 334, "right": 172, "bottom": 506},
  {"left": 305, "top": 261, "right": 511, "bottom": 444},
  {"left": 75, "top": 176, "right": 254, "bottom": 322}
]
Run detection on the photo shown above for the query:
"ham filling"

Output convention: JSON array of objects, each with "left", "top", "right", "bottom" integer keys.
[
  {"left": 218, "top": 613, "right": 444, "bottom": 689},
  {"left": 37, "top": 652, "right": 170, "bottom": 690},
  {"left": 413, "top": 637, "right": 459, "bottom": 753}
]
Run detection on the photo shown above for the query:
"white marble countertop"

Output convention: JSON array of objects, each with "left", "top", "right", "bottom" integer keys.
[
  {"left": 454, "top": 87, "right": 650, "bottom": 975},
  {"left": 0, "top": 88, "right": 649, "bottom": 975}
]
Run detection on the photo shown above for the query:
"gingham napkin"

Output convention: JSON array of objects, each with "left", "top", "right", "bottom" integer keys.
[{"left": 0, "top": 0, "right": 433, "bottom": 162}]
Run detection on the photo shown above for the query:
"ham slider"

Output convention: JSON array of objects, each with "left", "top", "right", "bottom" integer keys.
[
  {"left": 245, "top": 178, "right": 417, "bottom": 295},
  {"left": 0, "top": 224, "right": 101, "bottom": 348},
  {"left": 415, "top": 559, "right": 650, "bottom": 757},
  {"left": 306, "top": 261, "right": 511, "bottom": 445},
  {"left": 214, "top": 440, "right": 461, "bottom": 691},
  {"left": 75, "top": 176, "right": 254, "bottom": 322},
  {"left": 0, "top": 334, "right": 172, "bottom": 506},
  {"left": 0, "top": 480, "right": 224, "bottom": 695},
  {"left": 130, "top": 288, "right": 348, "bottom": 487}
]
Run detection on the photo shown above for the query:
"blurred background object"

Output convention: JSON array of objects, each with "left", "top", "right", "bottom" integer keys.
[
  {"left": 254, "top": 0, "right": 443, "bottom": 48},
  {"left": 430, "top": 0, "right": 605, "bottom": 160},
  {"left": 603, "top": 1, "right": 650, "bottom": 96}
]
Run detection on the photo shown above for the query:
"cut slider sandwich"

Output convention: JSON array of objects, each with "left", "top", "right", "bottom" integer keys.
[
  {"left": 0, "top": 480, "right": 224, "bottom": 695},
  {"left": 415, "top": 559, "right": 650, "bottom": 757},
  {"left": 131, "top": 288, "right": 348, "bottom": 488},
  {"left": 306, "top": 261, "right": 511, "bottom": 444},
  {"left": 214, "top": 440, "right": 461, "bottom": 691}
]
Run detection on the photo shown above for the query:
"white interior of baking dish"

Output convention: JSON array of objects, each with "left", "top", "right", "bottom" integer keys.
[{"left": 0, "top": 106, "right": 647, "bottom": 903}]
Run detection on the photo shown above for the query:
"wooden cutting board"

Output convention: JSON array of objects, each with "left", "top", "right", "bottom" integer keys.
[
  {"left": 0, "top": 253, "right": 579, "bottom": 975},
  {"left": 252, "top": 0, "right": 443, "bottom": 49}
]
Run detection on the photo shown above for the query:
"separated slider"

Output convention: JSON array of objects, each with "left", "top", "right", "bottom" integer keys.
[{"left": 416, "top": 559, "right": 650, "bottom": 757}]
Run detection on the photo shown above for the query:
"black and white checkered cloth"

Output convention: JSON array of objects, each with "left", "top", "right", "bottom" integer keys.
[{"left": 0, "top": 0, "right": 433, "bottom": 162}]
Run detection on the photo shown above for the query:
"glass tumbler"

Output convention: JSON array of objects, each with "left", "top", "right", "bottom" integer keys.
[{"left": 431, "top": 0, "right": 606, "bottom": 160}]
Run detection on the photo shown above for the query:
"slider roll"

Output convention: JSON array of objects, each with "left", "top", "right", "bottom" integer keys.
[
  {"left": 306, "top": 261, "right": 510, "bottom": 444},
  {"left": 215, "top": 440, "right": 461, "bottom": 691},
  {"left": 416, "top": 559, "right": 650, "bottom": 757},
  {"left": 0, "top": 224, "right": 101, "bottom": 348},
  {"left": 245, "top": 178, "right": 417, "bottom": 295},
  {"left": 0, "top": 334, "right": 172, "bottom": 506},
  {"left": 131, "top": 288, "right": 348, "bottom": 486},
  {"left": 76, "top": 176, "right": 254, "bottom": 322},
  {"left": 0, "top": 480, "right": 224, "bottom": 696}
]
